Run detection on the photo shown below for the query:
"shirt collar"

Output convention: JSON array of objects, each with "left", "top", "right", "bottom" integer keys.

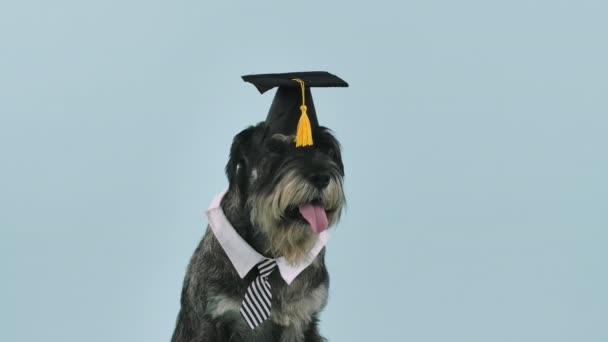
[{"left": 205, "top": 190, "right": 330, "bottom": 285}]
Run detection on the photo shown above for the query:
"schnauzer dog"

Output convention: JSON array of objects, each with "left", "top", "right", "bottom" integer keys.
[{"left": 171, "top": 122, "right": 345, "bottom": 342}]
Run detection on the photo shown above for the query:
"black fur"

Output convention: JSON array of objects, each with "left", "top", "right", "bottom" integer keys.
[{"left": 171, "top": 122, "right": 344, "bottom": 342}]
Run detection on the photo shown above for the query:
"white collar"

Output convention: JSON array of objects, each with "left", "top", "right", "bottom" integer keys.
[{"left": 205, "top": 190, "right": 330, "bottom": 285}]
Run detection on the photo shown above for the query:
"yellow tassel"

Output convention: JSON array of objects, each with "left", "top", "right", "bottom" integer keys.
[
  {"left": 292, "top": 78, "right": 313, "bottom": 147},
  {"left": 295, "top": 104, "right": 313, "bottom": 147}
]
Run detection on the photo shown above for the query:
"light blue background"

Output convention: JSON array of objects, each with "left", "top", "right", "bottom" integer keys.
[{"left": 1, "top": 1, "right": 607, "bottom": 341}]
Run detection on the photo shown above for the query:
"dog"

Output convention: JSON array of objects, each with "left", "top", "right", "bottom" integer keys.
[{"left": 170, "top": 121, "right": 345, "bottom": 342}]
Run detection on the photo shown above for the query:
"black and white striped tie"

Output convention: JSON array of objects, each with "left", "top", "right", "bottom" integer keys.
[{"left": 240, "top": 259, "right": 277, "bottom": 329}]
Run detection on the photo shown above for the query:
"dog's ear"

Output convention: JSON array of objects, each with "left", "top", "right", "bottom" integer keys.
[{"left": 225, "top": 125, "right": 260, "bottom": 193}]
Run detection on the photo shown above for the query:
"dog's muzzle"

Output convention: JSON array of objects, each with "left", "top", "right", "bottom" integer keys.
[{"left": 249, "top": 169, "right": 344, "bottom": 234}]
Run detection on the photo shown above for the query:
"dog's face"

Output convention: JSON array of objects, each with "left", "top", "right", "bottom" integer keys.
[{"left": 225, "top": 123, "right": 345, "bottom": 264}]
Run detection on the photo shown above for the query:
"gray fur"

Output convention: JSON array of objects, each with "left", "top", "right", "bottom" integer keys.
[{"left": 171, "top": 123, "right": 345, "bottom": 342}]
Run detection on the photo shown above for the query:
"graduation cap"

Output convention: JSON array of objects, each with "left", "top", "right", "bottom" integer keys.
[{"left": 242, "top": 71, "right": 348, "bottom": 147}]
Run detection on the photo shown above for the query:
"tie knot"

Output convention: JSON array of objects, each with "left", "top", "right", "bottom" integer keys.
[{"left": 256, "top": 259, "right": 277, "bottom": 278}]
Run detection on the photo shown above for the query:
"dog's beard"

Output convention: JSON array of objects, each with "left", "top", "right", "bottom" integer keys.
[{"left": 249, "top": 169, "right": 344, "bottom": 264}]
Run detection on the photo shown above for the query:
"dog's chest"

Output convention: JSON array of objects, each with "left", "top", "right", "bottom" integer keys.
[
  {"left": 270, "top": 280, "right": 328, "bottom": 327},
  {"left": 210, "top": 275, "right": 328, "bottom": 329}
]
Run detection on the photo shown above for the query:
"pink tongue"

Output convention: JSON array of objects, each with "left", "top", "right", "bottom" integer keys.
[{"left": 298, "top": 204, "right": 329, "bottom": 233}]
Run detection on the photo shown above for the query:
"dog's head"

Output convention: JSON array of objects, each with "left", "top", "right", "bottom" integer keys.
[{"left": 224, "top": 123, "right": 345, "bottom": 264}]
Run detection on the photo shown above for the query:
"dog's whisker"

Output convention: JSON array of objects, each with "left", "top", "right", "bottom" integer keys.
[{"left": 247, "top": 161, "right": 345, "bottom": 264}]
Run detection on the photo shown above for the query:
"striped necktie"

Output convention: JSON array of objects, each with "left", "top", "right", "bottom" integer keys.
[{"left": 240, "top": 259, "right": 277, "bottom": 329}]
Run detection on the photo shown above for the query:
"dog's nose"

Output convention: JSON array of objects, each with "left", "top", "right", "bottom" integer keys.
[{"left": 310, "top": 174, "right": 331, "bottom": 189}]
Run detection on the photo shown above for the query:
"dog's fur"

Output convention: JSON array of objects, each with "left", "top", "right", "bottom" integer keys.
[{"left": 171, "top": 122, "right": 345, "bottom": 342}]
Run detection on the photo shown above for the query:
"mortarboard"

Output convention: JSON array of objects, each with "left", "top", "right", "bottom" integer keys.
[{"left": 241, "top": 71, "right": 348, "bottom": 147}]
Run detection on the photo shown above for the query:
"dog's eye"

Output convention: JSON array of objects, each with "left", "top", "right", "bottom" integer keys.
[{"left": 321, "top": 145, "right": 338, "bottom": 159}]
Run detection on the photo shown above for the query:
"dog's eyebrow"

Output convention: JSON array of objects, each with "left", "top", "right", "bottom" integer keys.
[{"left": 271, "top": 134, "right": 295, "bottom": 143}]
